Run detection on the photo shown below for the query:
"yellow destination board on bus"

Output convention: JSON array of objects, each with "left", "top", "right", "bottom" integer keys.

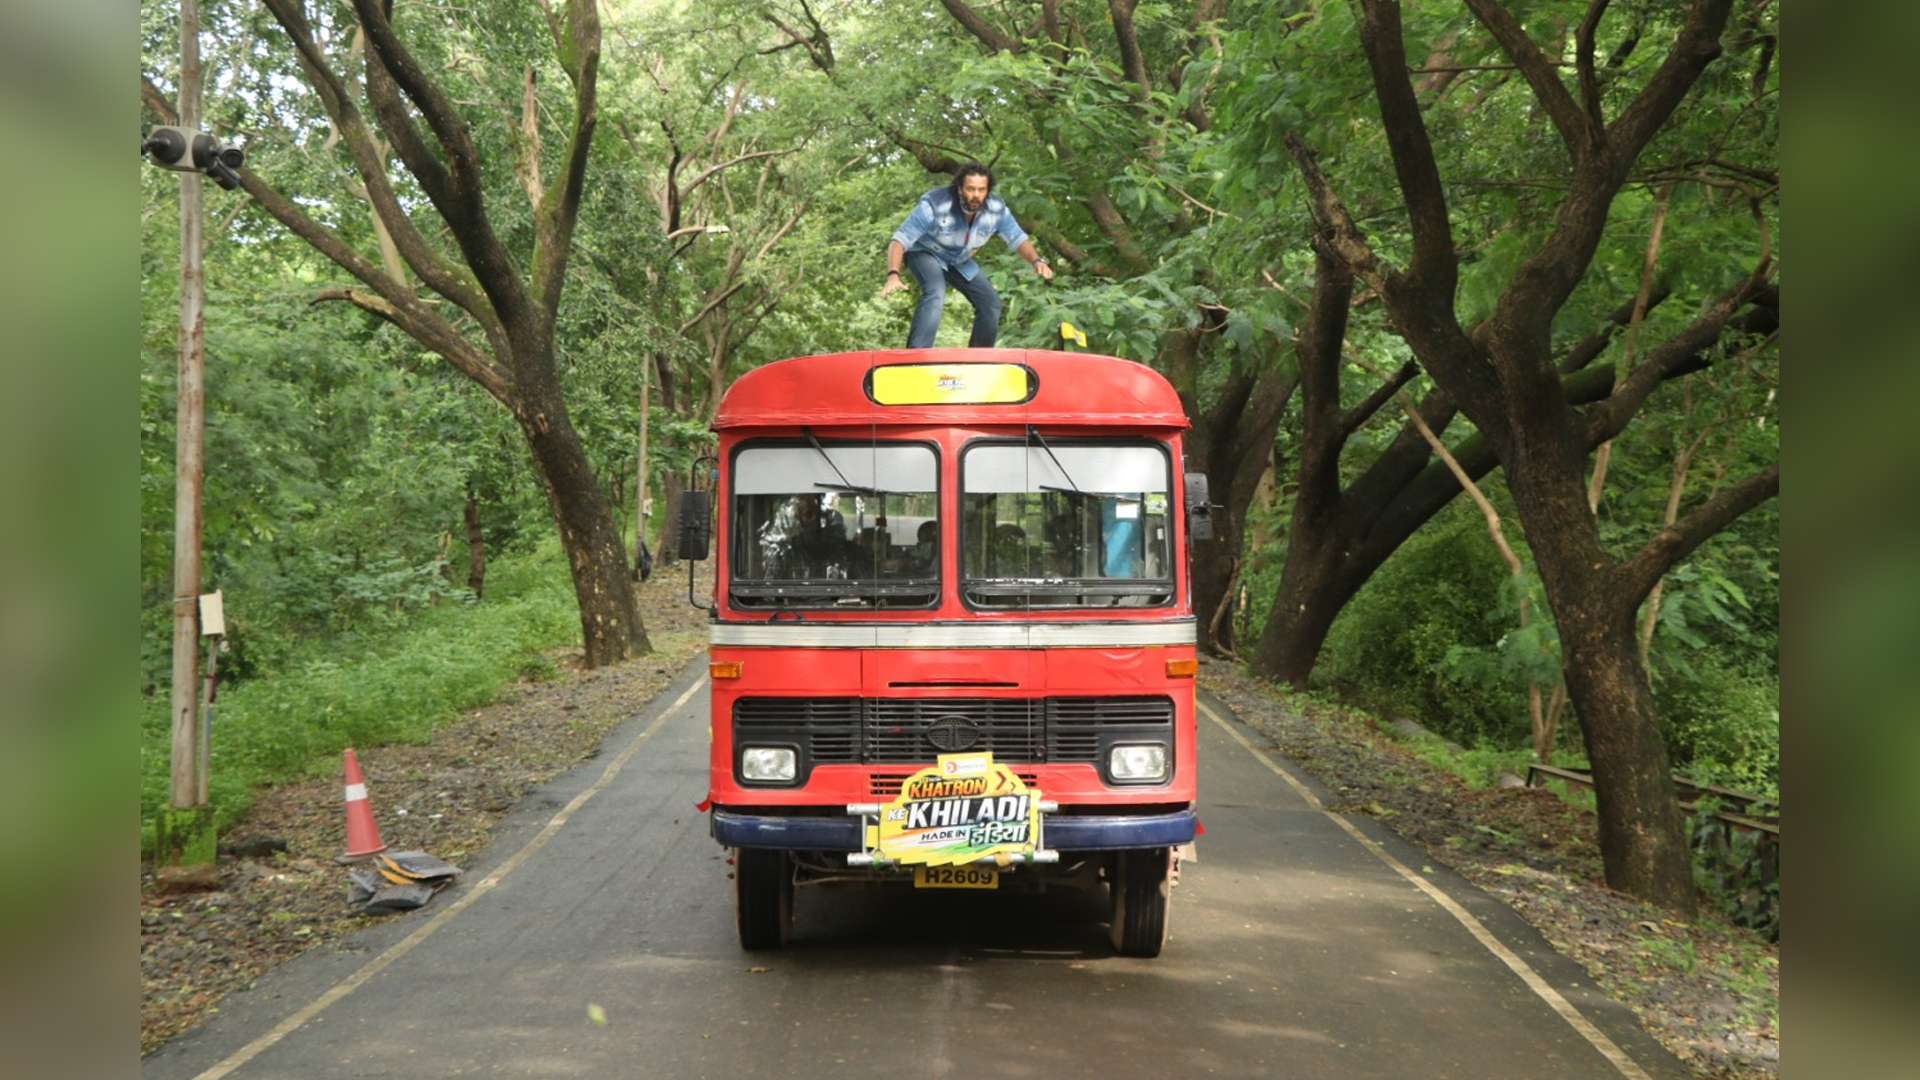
[{"left": 869, "top": 363, "right": 1034, "bottom": 405}]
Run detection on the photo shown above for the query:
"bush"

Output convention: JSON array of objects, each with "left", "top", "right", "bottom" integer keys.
[
  {"left": 1654, "top": 654, "right": 1779, "bottom": 799},
  {"left": 1318, "top": 506, "right": 1525, "bottom": 747},
  {"left": 139, "top": 543, "right": 581, "bottom": 856}
]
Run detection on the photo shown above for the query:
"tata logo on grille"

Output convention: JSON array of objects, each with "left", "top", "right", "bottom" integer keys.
[{"left": 925, "top": 716, "right": 982, "bottom": 752}]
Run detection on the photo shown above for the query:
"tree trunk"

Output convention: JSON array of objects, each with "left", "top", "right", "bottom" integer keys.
[
  {"left": 1169, "top": 326, "right": 1293, "bottom": 657},
  {"left": 1188, "top": 507, "right": 1240, "bottom": 655},
  {"left": 1250, "top": 534, "right": 1354, "bottom": 689},
  {"left": 1498, "top": 429, "right": 1698, "bottom": 911},
  {"left": 464, "top": 487, "right": 486, "bottom": 598},
  {"left": 514, "top": 379, "right": 651, "bottom": 665},
  {"left": 1188, "top": 381, "right": 1290, "bottom": 656},
  {"left": 657, "top": 468, "right": 687, "bottom": 562},
  {"left": 1550, "top": 569, "right": 1695, "bottom": 912}
]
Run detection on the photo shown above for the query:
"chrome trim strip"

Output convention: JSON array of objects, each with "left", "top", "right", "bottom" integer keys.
[{"left": 709, "top": 620, "right": 1196, "bottom": 649}]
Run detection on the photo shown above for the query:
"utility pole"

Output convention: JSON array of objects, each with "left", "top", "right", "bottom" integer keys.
[{"left": 165, "top": 0, "right": 211, "bottom": 861}]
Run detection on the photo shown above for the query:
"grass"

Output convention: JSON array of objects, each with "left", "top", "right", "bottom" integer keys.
[{"left": 140, "top": 542, "right": 583, "bottom": 857}]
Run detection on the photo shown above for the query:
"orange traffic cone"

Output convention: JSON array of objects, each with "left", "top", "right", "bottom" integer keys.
[{"left": 338, "top": 749, "right": 387, "bottom": 863}]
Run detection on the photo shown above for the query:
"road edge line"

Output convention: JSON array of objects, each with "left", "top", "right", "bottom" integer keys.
[
  {"left": 1200, "top": 699, "right": 1656, "bottom": 1080},
  {"left": 189, "top": 675, "right": 707, "bottom": 1080}
]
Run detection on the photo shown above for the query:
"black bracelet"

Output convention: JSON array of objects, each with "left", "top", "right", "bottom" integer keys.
[{"left": 886, "top": 269, "right": 900, "bottom": 277}]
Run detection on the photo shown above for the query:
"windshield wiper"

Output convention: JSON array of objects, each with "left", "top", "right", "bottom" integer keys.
[
  {"left": 802, "top": 427, "right": 860, "bottom": 492},
  {"left": 1028, "top": 425, "right": 1082, "bottom": 496},
  {"left": 814, "top": 480, "right": 885, "bottom": 496}
]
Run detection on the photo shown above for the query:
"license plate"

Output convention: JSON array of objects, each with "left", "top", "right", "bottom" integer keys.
[{"left": 913, "top": 865, "right": 999, "bottom": 889}]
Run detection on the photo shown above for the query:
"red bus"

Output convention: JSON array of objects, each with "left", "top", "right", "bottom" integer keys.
[{"left": 680, "top": 348, "right": 1210, "bottom": 956}]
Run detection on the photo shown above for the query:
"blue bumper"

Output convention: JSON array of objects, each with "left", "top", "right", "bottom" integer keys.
[{"left": 710, "top": 807, "right": 1198, "bottom": 852}]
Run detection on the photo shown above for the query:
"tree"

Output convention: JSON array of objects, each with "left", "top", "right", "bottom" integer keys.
[
  {"left": 144, "top": 0, "right": 649, "bottom": 666},
  {"left": 1282, "top": 0, "right": 1778, "bottom": 910},
  {"left": 587, "top": 3, "right": 880, "bottom": 556},
  {"left": 766, "top": 0, "right": 1291, "bottom": 654}
]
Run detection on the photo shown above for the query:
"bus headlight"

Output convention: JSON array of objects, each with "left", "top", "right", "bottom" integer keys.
[
  {"left": 1108, "top": 744, "right": 1168, "bottom": 783},
  {"left": 741, "top": 747, "right": 798, "bottom": 783}
]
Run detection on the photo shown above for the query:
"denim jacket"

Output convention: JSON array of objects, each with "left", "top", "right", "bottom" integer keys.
[{"left": 890, "top": 187, "right": 1030, "bottom": 281}]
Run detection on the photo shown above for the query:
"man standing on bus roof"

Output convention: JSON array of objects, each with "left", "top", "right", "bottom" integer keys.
[{"left": 880, "top": 162, "right": 1054, "bottom": 349}]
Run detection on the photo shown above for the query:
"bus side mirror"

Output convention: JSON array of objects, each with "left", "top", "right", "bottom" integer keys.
[
  {"left": 678, "top": 490, "right": 711, "bottom": 561},
  {"left": 1184, "top": 473, "right": 1215, "bottom": 541}
]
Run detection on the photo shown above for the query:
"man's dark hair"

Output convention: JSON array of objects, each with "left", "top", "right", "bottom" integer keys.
[{"left": 951, "top": 162, "right": 994, "bottom": 198}]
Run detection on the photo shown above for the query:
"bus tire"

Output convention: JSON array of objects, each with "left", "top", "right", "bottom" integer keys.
[
  {"left": 1109, "top": 847, "right": 1171, "bottom": 958},
  {"left": 735, "top": 847, "right": 793, "bottom": 950}
]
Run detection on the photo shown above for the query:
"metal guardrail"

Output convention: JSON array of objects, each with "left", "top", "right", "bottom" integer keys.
[
  {"left": 1524, "top": 763, "right": 1779, "bottom": 840},
  {"left": 1526, "top": 762, "right": 1778, "bottom": 938}
]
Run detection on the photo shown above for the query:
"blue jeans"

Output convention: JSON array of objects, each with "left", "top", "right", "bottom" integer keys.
[{"left": 904, "top": 251, "right": 1003, "bottom": 348}]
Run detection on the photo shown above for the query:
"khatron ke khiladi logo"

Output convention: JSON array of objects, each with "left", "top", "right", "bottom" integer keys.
[{"left": 869, "top": 753, "right": 1041, "bottom": 867}]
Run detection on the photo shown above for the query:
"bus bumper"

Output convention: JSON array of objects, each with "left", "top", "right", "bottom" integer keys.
[{"left": 711, "top": 807, "right": 1198, "bottom": 852}]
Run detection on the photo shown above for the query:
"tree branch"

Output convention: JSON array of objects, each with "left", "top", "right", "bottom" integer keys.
[
  {"left": 259, "top": 3, "right": 494, "bottom": 333},
  {"left": 1284, "top": 134, "right": 1385, "bottom": 293},
  {"left": 533, "top": 0, "right": 601, "bottom": 316},
  {"left": 357, "top": 22, "right": 454, "bottom": 211},
  {"left": 1462, "top": 0, "right": 1598, "bottom": 158},
  {"left": 141, "top": 72, "right": 175, "bottom": 121},
  {"left": 937, "top": 0, "right": 1024, "bottom": 54},
  {"left": 140, "top": 68, "right": 512, "bottom": 400},
  {"left": 1588, "top": 278, "right": 1776, "bottom": 441},
  {"left": 1029, "top": 223, "right": 1107, "bottom": 277},
  {"left": 1575, "top": 0, "right": 1612, "bottom": 133},
  {"left": 1559, "top": 288, "right": 1669, "bottom": 374},
  {"left": 1180, "top": 0, "right": 1225, "bottom": 131},
  {"left": 1084, "top": 190, "right": 1153, "bottom": 275},
  {"left": 515, "top": 66, "right": 545, "bottom": 220},
  {"left": 347, "top": 0, "right": 536, "bottom": 329},
  {"left": 1109, "top": 0, "right": 1151, "bottom": 103},
  {"left": 1341, "top": 361, "right": 1422, "bottom": 438},
  {"left": 1293, "top": 234, "right": 1359, "bottom": 513},
  {"left": 678, "top": 281, "right": 749, "bottom": 337},
  {"left": 681, "top": 148, "right": 798, "bottom": 204},
  {"left": 1355, "top": 0, "right": 1457, "bottom": 288},
  {"left": 1606, "top": 0, "right": 1735, "bottom": 166},
  {"left": 1471, "top": 0, "right": 1737, "bottom": 373},
  {"left": 1617, "top": 462, "right": 1778, "bottom": 603}
]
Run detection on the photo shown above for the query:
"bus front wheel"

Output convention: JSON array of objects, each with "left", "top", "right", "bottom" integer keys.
[
  {"left": 734, "top": 847, "right": 793, "bottom": 950},
  {"left": 1109, "top": 847, "right": 1172, "bottom": 957}
]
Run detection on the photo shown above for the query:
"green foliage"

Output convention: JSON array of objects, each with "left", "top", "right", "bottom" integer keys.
[
  {"left": 1407, "top": 739, "right": 1536, "bottom": 793},
  {"left": 139, "top": 281, "right": 525, "bottom": 685},
  {"left": 1655, "top": 654, "right": 1779, "bottom": 799},
  {"left": 1689, "top": 796, "right": 1780, "bottom": 940},
  {"left": 139, "top": 545, "right": 582, "bottom": 856},
  {"left": 1319, "top": 504, "right": 1528, "bottom": 748}
]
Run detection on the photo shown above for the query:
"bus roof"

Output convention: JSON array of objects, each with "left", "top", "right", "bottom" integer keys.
[{"left": 712, "top": 348, "right": 1189, "bottom": 430}]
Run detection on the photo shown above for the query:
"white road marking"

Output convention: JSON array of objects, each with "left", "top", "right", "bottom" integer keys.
[
  {"left": 190, "top": 677, "right": 706, "bottom": 1080},
  {"left": 1200, "top": 699, "right": 1656, "bottom": 1080}
]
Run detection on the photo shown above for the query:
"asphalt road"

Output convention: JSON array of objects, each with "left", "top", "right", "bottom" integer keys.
[{"left": 142, "top": 662, "right": 1689, "bottom": 1080}]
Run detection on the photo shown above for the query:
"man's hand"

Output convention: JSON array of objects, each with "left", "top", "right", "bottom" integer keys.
[
  {"left": 880, "top": 271, "right": 908, "bottom": 298},
  {"left": 1032, "top": 260, "right": 1055, "bottom": 282}
]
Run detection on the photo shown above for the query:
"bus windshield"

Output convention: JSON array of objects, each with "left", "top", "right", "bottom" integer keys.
[
  {"left": 729, "top": 442, "right": 940, "bottom": 608},
  {"left": 960, "top": 441, "right": 1173, "bottom": 608}
]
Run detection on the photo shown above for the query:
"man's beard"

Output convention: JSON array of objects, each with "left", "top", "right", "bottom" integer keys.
[{"left": 960, "top": 193, "right": 985, "bottom": 212}]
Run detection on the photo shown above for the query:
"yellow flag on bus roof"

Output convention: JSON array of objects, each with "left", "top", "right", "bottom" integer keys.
[{"left": 1059, "top": 321, "right": 1088, "bottom": 348}]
